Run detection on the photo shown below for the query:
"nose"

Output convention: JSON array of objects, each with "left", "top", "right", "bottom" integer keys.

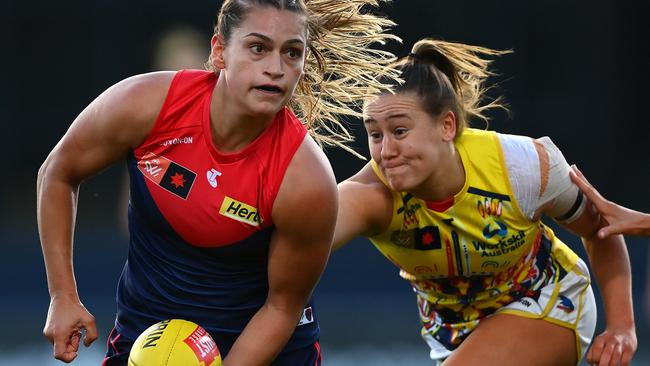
[
  {"left": 264, "top": 52, "right": 285, "bottom": 79},
  {"left": 380, "top": 135, "right": 398, "bottom": 160}
]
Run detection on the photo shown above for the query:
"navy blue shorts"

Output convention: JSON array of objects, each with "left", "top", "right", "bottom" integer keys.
[{"left": 102, "top": 327, "right": 322, "bottom": 366}]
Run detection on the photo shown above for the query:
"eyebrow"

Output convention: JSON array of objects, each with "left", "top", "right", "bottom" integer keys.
[
  {"left": 244, "top": 32, "right": 305, "bottom": 46},
  {"left": 363, "top": 113, "right": 411, "bottom": 124},
  {"left": 386, "top": 113, "right": 411, "bottom": 120}
]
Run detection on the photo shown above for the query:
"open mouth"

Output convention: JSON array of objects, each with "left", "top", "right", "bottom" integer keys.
[{"left": 254, "top": 85, "right": 283, "bottom": 93}]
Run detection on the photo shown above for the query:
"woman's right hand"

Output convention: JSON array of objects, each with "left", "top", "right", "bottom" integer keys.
[
  {"left": 37, "top": 72, "right": 173, "bottom": 363},
  {"left": 43, "top": 295, "right": 98, "bottom": 363}
]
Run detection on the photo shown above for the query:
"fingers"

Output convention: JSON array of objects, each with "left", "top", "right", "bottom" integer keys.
[
  {"left": 69, "top": 331, "right": 81, "bottom": 353},
  {"left": 48, "top": 313, "right": 96, "bottom": 362},
  {"left": 570, "top": 165, "right": 602, "bottom": 202},
  {"left": 607, "top": 344, "right": 623, "bottom": 366},
  {"left": 621, "top": 347, "right": 634, "bottom": 366},
  {"left": 570, "top": 164, "right": 587, "bottom": 181},
  {"left": 53, "top": 330, "right": 81, "bottom": 363},
  {"left": 570, "top": 165, "right": 618, "bottom": 237},
  {"left": 52, "top": 335, "right": 67, "bottom": 360},
  {"left": 586, "top": 334, "right": 610, "bottom": 366},
  {"left": 587, "top": 333, "right": 637, "bottom": 366},
  {"left": 597, "top": 229, "right": 608, "bottom": 240},
  {"left": 83, "top": 318, "right": 99, "bottom": 347},
  {"left": 44, "top": 299, "right": 98, "bottom": 362},
  {"left": 598, "top": 217, "right": 629, "bottom": 238},
  {"left": 598, "top": 342, "right": 615, "bottom": 366},
  {"left": 598, "top": 226, "right": 616, "bottom": 239},
  {"left": 586, "top": 338, "right": 603, "bottom": 365}
]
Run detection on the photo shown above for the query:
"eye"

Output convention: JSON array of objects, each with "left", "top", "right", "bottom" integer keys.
[
  {"left": 394, "top": 127, "right": 408, "bottom": 136},
  {"left": 250, "top": 44, "right": 265, "bottom": 54},
  {"left": 368, "top": 131, "right": 382, "bottom": 142},
  {"left": 286, "top": 48, "right": 303, "bottom": 59}
]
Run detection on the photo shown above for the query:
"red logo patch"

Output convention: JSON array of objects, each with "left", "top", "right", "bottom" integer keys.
[{"left": 183, "top": 325, "right": 221, "bottom": 365}]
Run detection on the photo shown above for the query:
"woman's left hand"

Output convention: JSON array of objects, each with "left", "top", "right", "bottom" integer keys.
[{"left": 585, "top": 325, "right": 637, "bottom": 366}]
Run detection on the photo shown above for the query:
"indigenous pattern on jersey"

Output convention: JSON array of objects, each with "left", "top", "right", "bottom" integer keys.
[
  {"left": 116, "top": 69, "right": 318, "bottom": 358},
  {"left": 369, "top": 128, "right": 580, "bottom": 352}
]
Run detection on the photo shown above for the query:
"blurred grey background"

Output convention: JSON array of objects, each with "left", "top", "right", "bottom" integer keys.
[{"left": 1, "top": 0, "right": 649, "bottom": 365}]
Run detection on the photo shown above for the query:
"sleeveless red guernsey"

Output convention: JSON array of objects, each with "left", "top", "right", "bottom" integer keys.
[
  {"left": 115, "top": 70, "right": 317, "bottom": 357},
  {"left": 133, "top": 69, "right": 307, "bottom": 246}
]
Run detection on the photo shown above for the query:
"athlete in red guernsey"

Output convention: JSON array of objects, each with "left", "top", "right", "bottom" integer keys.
[
  {"left": 38, "top": 2, "right": 399, "bottom": 364},
  {"left": 104, "top": 69, "right": 319, "bottom": 363}
]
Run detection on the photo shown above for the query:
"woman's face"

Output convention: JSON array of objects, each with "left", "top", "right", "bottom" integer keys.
[
  {"left": 212, "top": 6, "right": 306, "bottom": 116},
  {"left": 363, "top": 92, "right": 456, "bottom": 193}
]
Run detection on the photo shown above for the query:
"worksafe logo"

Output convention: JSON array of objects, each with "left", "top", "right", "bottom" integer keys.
[
  {"left": 138, "top": 152, "right": 196, "bottom": 199},
  {"left": 219, "top": 196, "right": 260, "bottom": 226}
]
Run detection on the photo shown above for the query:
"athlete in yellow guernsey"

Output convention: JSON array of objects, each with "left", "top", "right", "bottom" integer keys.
[{"left": 334, "top": 39, "right": 637, "bottom": 366}]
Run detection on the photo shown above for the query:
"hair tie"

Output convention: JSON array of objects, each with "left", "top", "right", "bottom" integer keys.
[{"left": 408, "top": 53, "right": 420, "bottom": 60}]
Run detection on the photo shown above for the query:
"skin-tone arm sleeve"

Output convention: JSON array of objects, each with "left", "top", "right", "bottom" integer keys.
[
  {"left": 571, "top": 165, "right": 650, "bottom": 238},
  {"left": 222, "top": 136, "right": 336, "bottom": 366},
  {"left": 37, "top": 72, "right": 172, "bottom": 363}
]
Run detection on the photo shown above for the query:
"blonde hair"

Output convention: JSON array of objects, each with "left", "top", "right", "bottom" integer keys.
[
  {"left": 378, "top": 38, "right": 511, "bottom": 137},
  {"left": 207, "top": 0, "right": 401, "bottom": 156}
]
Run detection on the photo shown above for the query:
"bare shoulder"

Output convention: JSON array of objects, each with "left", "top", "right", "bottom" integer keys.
[
  {"left": 91, "top": 71, "right": 176, "bottom": 148},
  {"left": 272, "top": 135, "right": 337, "bottom": 226},
  {"left": 286, "top": 134, "right": 336, "bottom": 187},
  {"left": 45, "top": 72, "right": 177, "bottom": 182},
  {"left": 272, "top": 136, "right": 338, "bottom": 237},
  {"left": 112, "top": 71, "right": 175, "bottom": 105}
]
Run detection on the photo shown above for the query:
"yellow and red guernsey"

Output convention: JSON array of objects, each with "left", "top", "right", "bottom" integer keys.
[{"left": 368, "top": 128, "right": 578, "bottom": 332}]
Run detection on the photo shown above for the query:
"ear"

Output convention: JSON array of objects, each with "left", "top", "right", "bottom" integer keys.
[
  {"left": 440, "top": 110, "right": 457, "bottom": 142},
  {"left": 210, "top": 35, "right": 226, "bottom": 70}
]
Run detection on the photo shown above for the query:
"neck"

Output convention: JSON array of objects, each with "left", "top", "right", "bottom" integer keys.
[
  {"left": 210, "top": 77, "right": 276, "bottom": 153},
  {"left": 412, "top": 144, "right": 465, "bottom": 202}
]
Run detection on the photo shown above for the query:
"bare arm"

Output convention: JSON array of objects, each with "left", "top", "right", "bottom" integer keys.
[
  {"left": 570, "top": 165, "right": 650, "bottom": 238},
  {"left": 222, "top": 136, "right": 337, "bottom": 366},
  {"left": 333, "top": 163, "right": 393, "bottom": 250},
  {"left": 560, "top": 200, "right": 637, "bottom": 366},
  {"left": 37, "top": 72, "right": 172, "bottom": 363},
  {"left": 533, "top": 140, "right": 636, "bottom": 366}
]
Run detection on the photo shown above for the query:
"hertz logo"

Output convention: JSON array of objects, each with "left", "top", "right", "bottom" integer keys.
[{"left": 219, "top": 196, "right": 261, "bottom": 226}]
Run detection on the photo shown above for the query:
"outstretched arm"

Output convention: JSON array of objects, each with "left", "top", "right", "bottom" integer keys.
[
  {"left": 570, "top": 165, "right": 650, "bottom": 238},
  {"left": 37, "top": 72, "right": 171, "bottom": 362},
  {"left": 333, "top": 163, "right": 393, "bottom": 251}
]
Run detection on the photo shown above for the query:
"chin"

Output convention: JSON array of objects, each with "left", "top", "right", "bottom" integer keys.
[
  {"left": 249, "top": 102, "right": 283, "bottom": 117},
  {"left": 387, "top": 177, "right": 411, "bottom": 192},
  {"left": 386, "top": 170, "right": 424, "bottom": 193}
]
